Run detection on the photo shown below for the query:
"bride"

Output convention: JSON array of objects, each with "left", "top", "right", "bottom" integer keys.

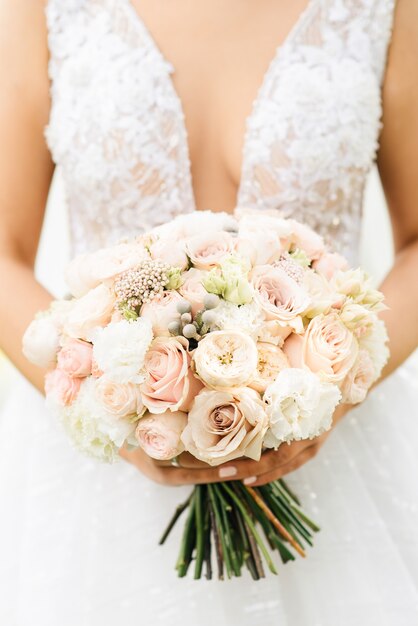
[{"left": 0, "top": 0, "right": 417, "bottom": 624}]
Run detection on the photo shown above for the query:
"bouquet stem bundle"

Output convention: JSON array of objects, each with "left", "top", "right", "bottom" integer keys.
[{"left": 160, "top": 479, "right": 320, "bottom": 580}]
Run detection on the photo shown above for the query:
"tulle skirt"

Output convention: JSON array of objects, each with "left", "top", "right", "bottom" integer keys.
[{"left": 1, "top": 355, "right": 418, "bottom": 626}]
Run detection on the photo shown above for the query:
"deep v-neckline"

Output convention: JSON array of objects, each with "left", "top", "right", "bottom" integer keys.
[{"left": 120, "top": 0, "right": 318, "bottom": 211}]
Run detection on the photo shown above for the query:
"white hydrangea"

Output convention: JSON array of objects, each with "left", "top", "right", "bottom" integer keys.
[
  {"left": 208, "top": 300, "right": 264, "bottom": 340},
  {"left": 58, "top": 378, "right": 138, "bottom": 463},
  {"left": 263, "top": 368, "right": 341, "bottom": 447},
  {"left": 92, "top": 318, "right": 153, "bottom": 384}
]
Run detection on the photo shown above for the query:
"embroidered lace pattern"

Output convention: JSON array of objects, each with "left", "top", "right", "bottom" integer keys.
[{"left": 44, "top": 0, "right": 396, "bottom": 262}]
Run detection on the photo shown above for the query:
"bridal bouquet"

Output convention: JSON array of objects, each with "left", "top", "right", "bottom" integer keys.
[{"left": 23, "top": 209, "right": 389, "bottom": 580}]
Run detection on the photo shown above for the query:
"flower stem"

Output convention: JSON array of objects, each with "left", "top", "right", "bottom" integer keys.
[
  {"left": 245, "top": 486, "right": 306, "bottom": 558},
  {"left": 159, "top": 493, "right": 192, "bottom": 545},
  {"left": 194, "top": 485, "right": 205, "bottom": 579}
]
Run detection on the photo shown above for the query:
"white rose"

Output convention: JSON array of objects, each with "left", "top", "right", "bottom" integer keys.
[
  {"left": 193, "top": 330, "right": 258, "bottom": 389},
  {"left": 64, "top": 284, "right": 115, "bottom": 341},
  {"left": 92, "top": 318, "right": 153, "bottom": 384},
  {"left": 263, "top": 368, "right": 341, "bottom": 447},
  {"left": 357, "top": 315, "right": 389, "bottom": 380},
  {"left": 22, "top": 315, "right": 60, "bottom": 369},
  {"left": 65, "top": 242, "right": 148, "bottom": 297},
  {"left": 151, "top": 210, "right": 238, "bottom": 240},
  {"left": 181, "top": 387, "right": 268, "bottom": 465}
]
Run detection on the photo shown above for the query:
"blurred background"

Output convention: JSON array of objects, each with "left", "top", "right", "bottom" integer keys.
[{"left": 0, "top": 164, "right": 409, "bottom": 406}]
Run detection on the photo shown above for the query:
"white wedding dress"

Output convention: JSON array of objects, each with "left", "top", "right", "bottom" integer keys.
[{"left": 1, "top": 1, "right": 418, "bottom": 624}]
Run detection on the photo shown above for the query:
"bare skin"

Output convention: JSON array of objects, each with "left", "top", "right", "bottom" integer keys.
[{"left": 0, "top": 0, "right": 417, "bottom": 487}]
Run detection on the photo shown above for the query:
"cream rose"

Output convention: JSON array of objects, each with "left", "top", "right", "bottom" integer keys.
[
  {"left": 186, "top": 232, "right": 235, "bottom": 270},
  {"left": 64, "top": 284, "right": 115, "bottom": 341},
  {"left": 22, "top": 315, "right": 60, "bottom": 369},
  {"left": 140, "top": 290, "right": 184, "bottom": 337},
  {"left": 65, "top": 242, "right": 148, "bottom": 297},
  {"left": 341, "top": 350, "right": 375, "bottom": 404},
  {"left": 181, "top": 387, "right": 268, "bottom": 465},
  {"left": 285, "top": 220, "right": 325, "bottom": 260},
  {"left": 135, "top": 411, "right": 188, "bottom": 460},
  {"left": 193, "top": 330, "right": 258, "bottom": 389},
  {"left": 149, "top": 237, "right": 188, "bottom": 270},
  {"left": 251, "top": 265, "right": 310, "bottom": 332},
  {"left": 302, "top": 313, "right": 358, "bottom": 383},
  {"left": 179, "top": 268, "right": 209, "bottom": 315},
  {"left": 263, "top": 368, "right": 341, "bottom": 446},
  {"left": 249, "top": 342, "right": 290, "bottom": 393},
  {"left": 141, "top": 337, "right": 203, "bottom": 413},
  {"left": 95, "top": 378, "right": 144, "bottom": 417},
  {"left": 302, "top": 269, "right": 345, "bottom": 318}
]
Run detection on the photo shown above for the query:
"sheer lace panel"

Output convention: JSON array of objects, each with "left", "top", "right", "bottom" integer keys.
[{"left": 44, "top": 0, "right": 396, "bottom": 262}]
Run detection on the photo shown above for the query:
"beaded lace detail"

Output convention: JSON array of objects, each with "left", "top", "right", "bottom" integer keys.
[{"left": 44, "top": 0, "right": 396, "bottom": 262}]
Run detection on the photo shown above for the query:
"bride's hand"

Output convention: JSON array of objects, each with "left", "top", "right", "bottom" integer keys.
[{"left": 120, "top": 404, "right": 350, "bottom": 486}]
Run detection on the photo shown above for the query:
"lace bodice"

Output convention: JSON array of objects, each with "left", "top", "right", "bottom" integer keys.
[{"left": 44, "top": 0, "right": 396, "bottom": 263}]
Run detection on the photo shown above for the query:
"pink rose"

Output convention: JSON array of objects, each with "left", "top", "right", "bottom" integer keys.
[
  {"left": 135, "top": 410, "right": 188, "bottom": 460},
  {"left": 341, "top": 350, "right": 375, "bottom": 404},
  {"left": 140, "top": 290, "right": 184, "bottom": 337},
  {"left": 251, "top": 265, "right": 310, "bottom": 332},
  {"left": 186, "top": 232, "right": 235, "bottom": 270},
  {"left": 313, "top": 252, "right": 349, "bottom": 280},
  {"left": 45, "top": 369, "right": 82, "bottom": 406},
  {"left": 179, "top": 268, "right": 209, "bottom": 315},
  {"left": 57, "top": 339, "right": 93, "bottom": 378},
  {"left": 249, "top": 342, "right": 289, "bottom": 393},
  {"left": 95, "top": 378, "right": 144, "bottom": 417},
  {"left": 301, "top": 313, "right": 358, "bottom": 383},
  {"left": 149, "top": 237, "right": 188, "bottom": 270},
  {"left": 141, "top": 337, "right": 203, "bottom": 413}
]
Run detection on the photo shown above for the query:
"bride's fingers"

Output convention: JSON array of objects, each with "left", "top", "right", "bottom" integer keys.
[{"left": 248, "top": 444, "right": 320, "bottom": 486}]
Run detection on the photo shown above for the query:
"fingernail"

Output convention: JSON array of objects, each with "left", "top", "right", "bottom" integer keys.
[
  {"left": 243, "top": 476, "right": 257, "bottom": 485},
  {"left": 219, "top": 466, "right": 237, "bottom": 478}
]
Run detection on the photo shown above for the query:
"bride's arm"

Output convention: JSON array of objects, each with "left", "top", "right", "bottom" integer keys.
[
  {"left": 375, "top": 0, "right": 418, "bottom": 376},
  {"left": 0, "top": 0, "right": 54, "bottom": 392}
]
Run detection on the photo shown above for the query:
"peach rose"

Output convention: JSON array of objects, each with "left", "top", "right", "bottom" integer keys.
[
  {"left": 249, "top": 342, "right": 289, "bottom": 393},
  {"left": 95, "top": 378, "right": 144, "bottom": 417},
  {"left": 179, "top": 268, "right": 209, "bottom": 315},
  {"left": 283, "top": 333, "right": 304, "bottom": 367},
  {"left": 64, "top": 284, "right": 115, "bottom": 341},
  {"left": 186, "top": 232, "right": 235, "bottom": 270},
  {"left": 251, "top": 265, "right": 310, "bottom": 332},
  {"left": 57, "top": 339, "right": 93, "bottom": 378},
  {"left": 341, "top": 350, "right": 375, "bottom": 404},
  {"left": 313, "top": 252, "right": 349, "bottom": 280},
  {"left": 140, "top": 290, "right": 184, "bottom": 337},
  {"left": 181, "top": 387, "right": 268, "bottom": 466},
  {"left": 141, "top": 337, "right": 203, "bottom": 413},
  {"left": 135, "top": 410, "right": 188, "bottom": 460},
  {"left": 45, "top": 369, "right": 82, "bottom": 406},
  {"left": 302, "top": 313, "right": 358, "bottom": 383},
  {"left": 149, "top": 237, "right": 188, "bottom": 270}
]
